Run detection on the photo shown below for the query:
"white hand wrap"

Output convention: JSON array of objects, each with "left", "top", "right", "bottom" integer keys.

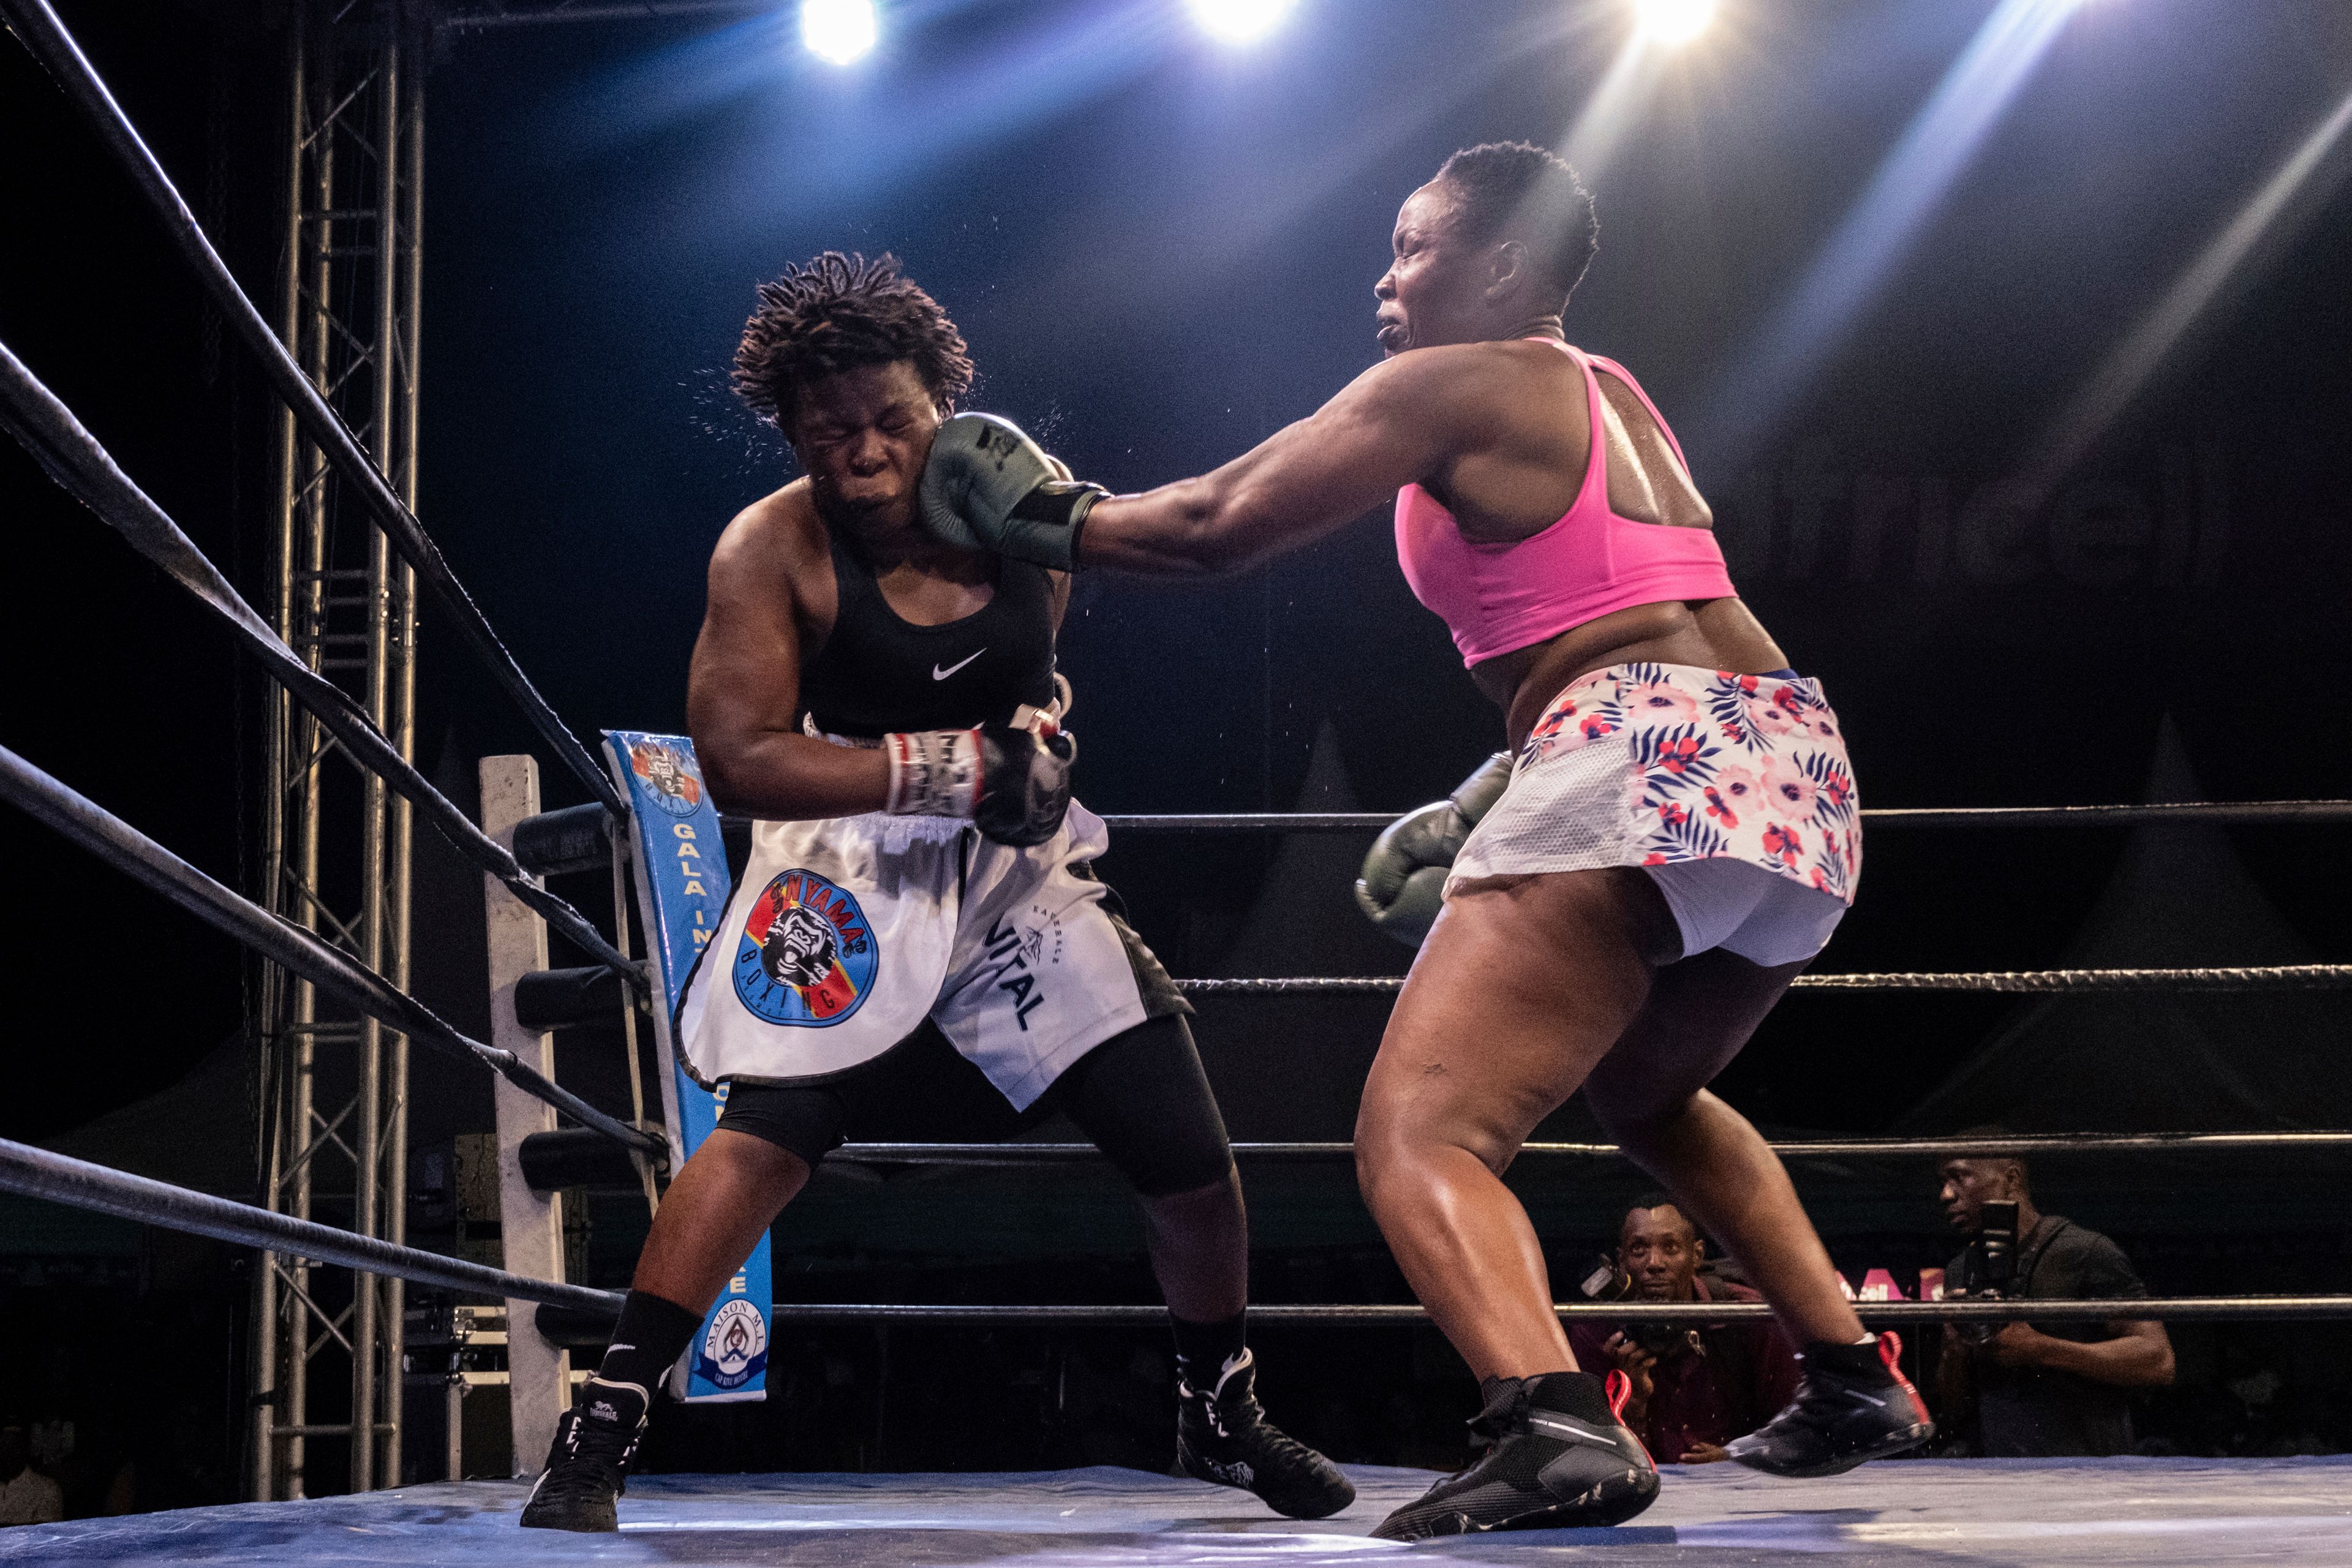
[{"left": 884, "top": 728, "right": 982, "bottom": 818}]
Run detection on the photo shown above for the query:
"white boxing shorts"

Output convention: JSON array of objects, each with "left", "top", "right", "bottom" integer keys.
[
  {"left": 1450, "top": 662, "right": 1861, "bottom": 967},
  {"left": 674, "top": 802, "right": 1161, "bottom": 1110}
]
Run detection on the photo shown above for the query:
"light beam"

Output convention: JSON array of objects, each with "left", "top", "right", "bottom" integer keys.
[
  {"left": 1560, "top": 34, "right": 1667, "bottom": 187},
  {"left": 1691, "top": 0, "right": 2081, "bottom": 469},
  {"left": 2028, "top": 86, "right": 2352, "bottom": 493}
]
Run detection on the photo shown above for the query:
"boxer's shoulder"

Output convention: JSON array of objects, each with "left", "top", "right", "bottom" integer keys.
[
  {"left": 1349, "top": 338, "right": 1563, "bottom": 432},
  {"left": 718, "top": 478, "right": 824, "bottom": 557},
  {"left": 711, "top": 480, "right": 831, "bottom": 595}
]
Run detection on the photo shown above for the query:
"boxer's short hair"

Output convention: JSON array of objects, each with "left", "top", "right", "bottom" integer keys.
[
  {"left": 733, "top": 251, "right": 975, "bottom": 431},
  {"left": 1435, "top": 141, "right": 1599, "bottom": 306}
]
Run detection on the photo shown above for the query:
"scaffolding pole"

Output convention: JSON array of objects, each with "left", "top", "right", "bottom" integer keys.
[{"left": 249, "top": 0, "right": 419, "bottom": 1500}]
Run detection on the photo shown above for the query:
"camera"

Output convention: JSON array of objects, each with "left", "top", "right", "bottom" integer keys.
[
  {"left": 1577, "top": 1254, "right": 1691, "bottom": 1359},
  {"left": 1956, "top": 1199, "right": 2019, "bottom": 1344}
]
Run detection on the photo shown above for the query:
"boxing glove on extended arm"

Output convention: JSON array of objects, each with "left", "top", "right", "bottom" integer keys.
[
  {"left": 920, "top": 413, "right": 1107, "bottom": 571},
  {"left": 884, "top": 723, "right": 1077, "bottom": 848},
  {"left": 1354, "top": 752, "right": 1513, "bottom": 948}
]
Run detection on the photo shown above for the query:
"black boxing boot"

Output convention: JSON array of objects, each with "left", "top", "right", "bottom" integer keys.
[
  {"left": 1726, "top": 1332, "right": 1933, "bottom": 1478},
  {"left": 519, "top": 1377, "right": 649, "bottom": 1532},
  {"left": 1175, "top": 1349, "right": 1355, "bottom": 1520},
  {"left": 1370, "top": 1370, "right": 1657, "bottom": 1541}
]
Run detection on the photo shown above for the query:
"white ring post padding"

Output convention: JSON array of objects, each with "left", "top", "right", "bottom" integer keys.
[{"left": 481, "top": 755, "right": 576, "bottom": 1477}]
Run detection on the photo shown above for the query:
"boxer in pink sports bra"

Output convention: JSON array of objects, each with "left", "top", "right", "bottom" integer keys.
[
  {"left": 1392, "top": 337, "right": 1736, "bottom": 666},
  {"left": 919, "top": 140, "right": 1929, "bottom": 1536}
]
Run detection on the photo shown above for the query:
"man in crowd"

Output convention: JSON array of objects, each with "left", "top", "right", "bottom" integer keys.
[
  {"left": 1935, "top": 1136, "right": 2174, "bottom": 1456},
  {"left": 0, "top": 1425, "right": 62, "bottom": 1526},
  {"left": 1567, "top": 1197, "right": 1802, "bottom": 1464}
]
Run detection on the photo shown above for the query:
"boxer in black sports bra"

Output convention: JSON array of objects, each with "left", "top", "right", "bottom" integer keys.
[{"left": 520, "top": 252, "right": 1349, "bottom": 1534}]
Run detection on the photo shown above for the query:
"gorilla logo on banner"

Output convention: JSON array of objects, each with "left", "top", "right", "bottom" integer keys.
[{"left": 629, "top": 739, "right": 703, "bottom": 817}]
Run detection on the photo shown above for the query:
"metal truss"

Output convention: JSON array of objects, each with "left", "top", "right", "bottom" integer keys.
[
  {"left": 434, "top": 0, "right": 769, "bottom": 31},
  {"left": 249, "top": 0, "right": 424, "bottom": 1500}
]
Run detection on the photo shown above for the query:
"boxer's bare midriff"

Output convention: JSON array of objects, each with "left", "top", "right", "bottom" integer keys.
[{"left": 1473, "top": 595, "right": 1792, "bottom": 755}]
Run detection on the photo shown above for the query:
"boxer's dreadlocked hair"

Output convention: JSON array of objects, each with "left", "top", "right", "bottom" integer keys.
[
  {"left": 1434, "top": 141, "right": 1599, "bottom": 307},
  {"left": 732, "top": 251, "right": 975, "bottom": 433}
]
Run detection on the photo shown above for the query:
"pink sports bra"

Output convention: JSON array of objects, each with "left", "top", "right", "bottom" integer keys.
[{"left": 1394, "top": 339, "right": 1736, "bottom": 668}]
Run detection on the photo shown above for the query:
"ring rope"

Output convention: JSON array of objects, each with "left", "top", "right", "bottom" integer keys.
[
  {"left": 0, "top": 341, "right": 642, "bottom": 992},
  {"left": 0, "top": 1139, "right": 619, "bottom": 1314},
  {"left": 831, "top": 1130, "right": 2352, "bottom": 1166},
  {"left": 6, "top": 1139, "right": 2340, "bottom": 1329},
  {"left": 1095, "top": 801, "right": 2352, "bottom": 833},
  {"left": 1174, "top": 966, "right": 2352, "bottom": 997},
  {"left": 0, "top": 0, "right": 624, "bottom": 816},
  {"left": 763, "top": 1298, "right": 2352, "bottom": 1325},
  {"left": 0, "top": 744, "right": 662, "bottom": 1158}
]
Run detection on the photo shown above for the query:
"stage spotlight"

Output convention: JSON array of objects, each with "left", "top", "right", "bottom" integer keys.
[
  {"left": 1634, "top": 0, "right": 1717, "bottom": 45},
  {"left": 802, "top": 0, "right": 876, "bottom": 65},
  {"left": 1190, "top": 0, "right": 1295, "bottom": 45}
]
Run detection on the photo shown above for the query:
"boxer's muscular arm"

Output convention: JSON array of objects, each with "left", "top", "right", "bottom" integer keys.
[
  {"left": 687, "top": 497, "right": 890, "bottom": 820},
  {"left": 1077, "top": 346, "right": 1497, "bottom": 576}
]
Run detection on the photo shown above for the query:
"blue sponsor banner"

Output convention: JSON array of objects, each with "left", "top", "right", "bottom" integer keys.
[{"left": 604, "top": 731, "right": 770, "bottom": 1403}]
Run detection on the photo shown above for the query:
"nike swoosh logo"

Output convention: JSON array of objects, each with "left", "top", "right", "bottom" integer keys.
[
  {"left": 933, "top": 649, "right": 986, "bottom": 680},
  {"left": 1529, "top": 1414, "right": 1621, "bottom": 1446}
]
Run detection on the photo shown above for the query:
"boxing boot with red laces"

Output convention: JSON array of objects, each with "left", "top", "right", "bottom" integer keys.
[
  {"left": 1370, "top": 1369, "right": 1658, "bottom": 1541},
  {"left": 1726, "top": 1332, "right": 1933, "bottom": 1478}
]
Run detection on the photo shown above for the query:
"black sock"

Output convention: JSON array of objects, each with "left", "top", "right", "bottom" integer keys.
[
  {"left": 1801, "top": 1334, "right": 1892, "bottom": 1380},
  {"left": 1521, "top": 1370, "right": 1613, "bottom": 1424},
  {"left": 591, "top": 1290, "right": 704, "bottom": 1396},
  {"left": 1171, "top": 1309, "right": 1248, "bottom": 1392}
]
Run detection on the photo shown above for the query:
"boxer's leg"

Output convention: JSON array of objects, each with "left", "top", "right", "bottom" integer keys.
[
  {"left": 631, "top": 1129, "right": 815, "bottom": 1317},
  {"left": 1054, "top": 1014, "right": 1354, "bottom": 1520},
  {"left": 522, "top": 1087, "right": 839, "bottom": 1532},
  {"left": 1355, "top": 867, "right": 1672, "bottom": 1540},
  {"left": 1052, "top": 1015, "right": 1244, "bottom": 1324},
  {"left": 1580, "top": 949, "right": 1861, "bottom": 1348},
  {"left": 1354, "top": 867, "right": 1672, "bottom": 1381},
  {"left": 1583, "top": 900, "right": 1928, "bottom": 1479}
]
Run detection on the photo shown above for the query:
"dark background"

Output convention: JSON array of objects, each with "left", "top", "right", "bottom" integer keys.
[{"left": 2, "top": 0, "right": 2349, "bottom": 1508}]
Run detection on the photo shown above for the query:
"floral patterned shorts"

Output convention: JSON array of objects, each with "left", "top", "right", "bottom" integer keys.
[{"left": 1449, "top": 662, "right": 1863, "bottom": 909}]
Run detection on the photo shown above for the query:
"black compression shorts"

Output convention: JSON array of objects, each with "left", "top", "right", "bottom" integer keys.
[{"left": 714, "top": 1012, "right": 1233, "bottom": 1198}]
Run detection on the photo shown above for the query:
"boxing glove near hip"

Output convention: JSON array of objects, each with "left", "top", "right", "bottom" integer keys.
[
  {"left": 1354, "top": 752, "right": 1512, "bottom": 949},
  {"left": 884, "top": 723, "right": 1077, "bottom": 848}
]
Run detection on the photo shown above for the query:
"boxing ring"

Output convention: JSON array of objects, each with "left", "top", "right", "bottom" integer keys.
[
  {"left": 4, "top": 0, "right": 2352, "bottom": 1559},
  {"left": 2, "top": 1457, "right": 2348, "bottom": 1566}
]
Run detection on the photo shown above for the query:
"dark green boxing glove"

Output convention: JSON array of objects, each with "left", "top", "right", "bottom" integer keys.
[
  {"left": 1354, "top": 753, "right": 1513, "bottom": 949},
  {"left": 920, "top": 413, "right": 1107, "bottom": 572}
]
